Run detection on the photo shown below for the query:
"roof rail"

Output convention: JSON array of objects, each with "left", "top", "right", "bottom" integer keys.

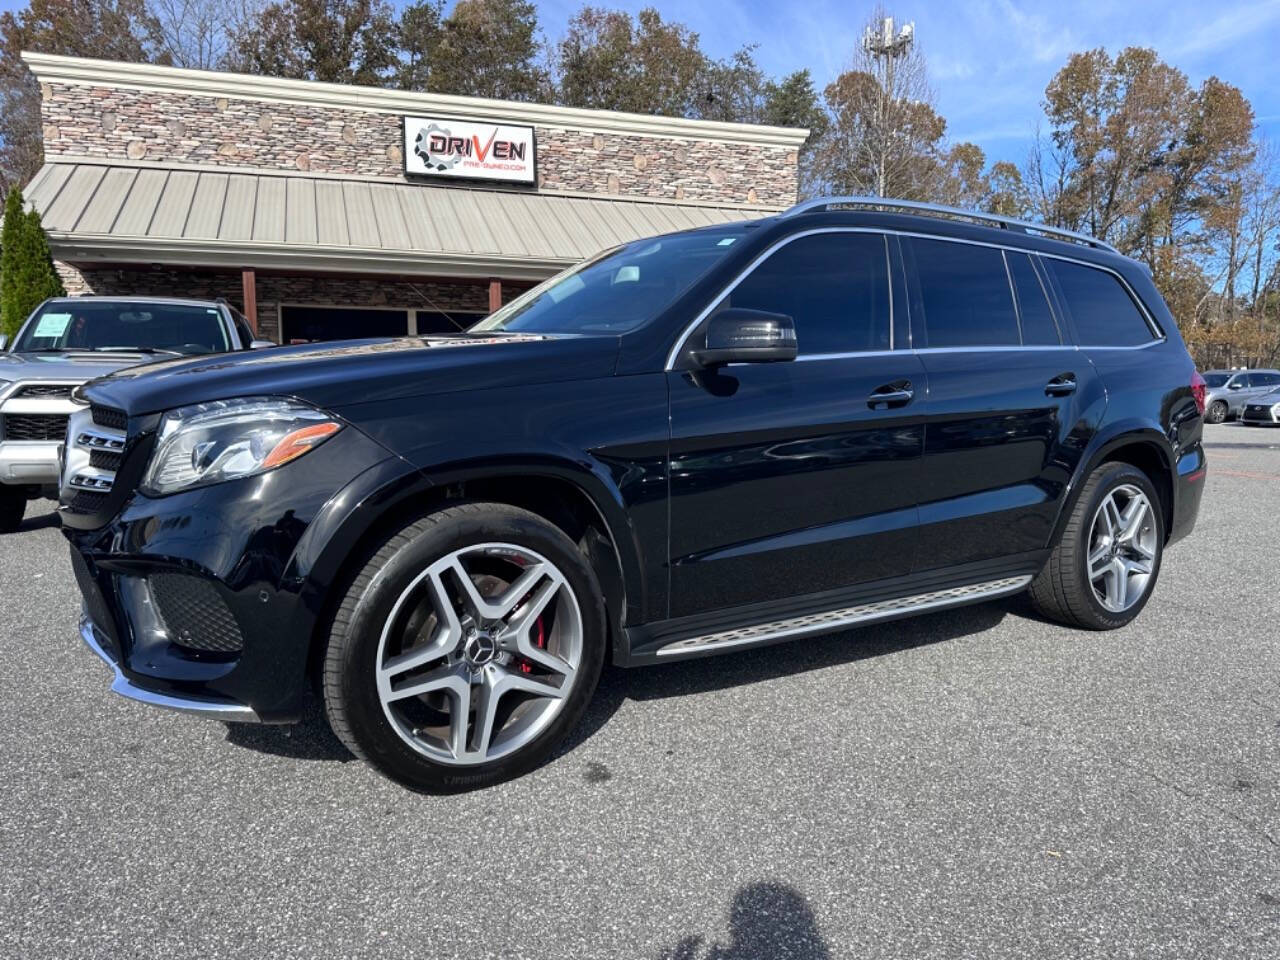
[{"left": 780, "top": 195, "right": 1120, "bottom": 254}]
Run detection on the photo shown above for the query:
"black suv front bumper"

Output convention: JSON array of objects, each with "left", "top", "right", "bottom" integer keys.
[{"left": 64, "top": 426, "right": 406, "bottom": 723}]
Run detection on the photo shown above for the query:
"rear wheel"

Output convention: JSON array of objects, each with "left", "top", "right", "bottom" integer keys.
[
  {"left": 1030, "top": 462, "right": 1164, "bottom": 630},
  {"left": 1206, "top": 400, "right": 1228, "bottom": 424},
  {"left": 0, "top": 488, "right": 25, "bottom": 533},
  {"left": 322, "top": 502, "right": 606, "bottom": 792}
]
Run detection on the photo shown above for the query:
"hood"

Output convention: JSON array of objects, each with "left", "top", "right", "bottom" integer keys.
[
  {"left": 81, "top": 333, "right": 620, "bottom": 416},
  {"left": 0, "top": 349, "right": 151, "bottom": 383}
]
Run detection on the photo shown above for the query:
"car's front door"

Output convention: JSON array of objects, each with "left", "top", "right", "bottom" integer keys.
[
  {"left": 902, "top": 239, "right": 1105, "bottom": 570},
  {"left": 666, "top": 230, "right": 926, "bottom": 620}
]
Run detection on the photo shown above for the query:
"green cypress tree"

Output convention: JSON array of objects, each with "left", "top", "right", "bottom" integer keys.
[
  {"left": 0, "top": 188, "right": 65, "bottom": 340},
  {"left": 22, "top": 206, "right": 66, "bottom": 311},
  {"left": 0, "top": 188, "right": 23, "bottom": 339}
]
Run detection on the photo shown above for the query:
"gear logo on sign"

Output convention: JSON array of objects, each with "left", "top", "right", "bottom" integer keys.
[{"left": 413, "top": 122, "right": 460, "bottom": 172}]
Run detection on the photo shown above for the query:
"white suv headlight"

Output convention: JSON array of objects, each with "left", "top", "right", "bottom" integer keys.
[{"left": 141, "top": 397, "right": 341, "bottom": 495}]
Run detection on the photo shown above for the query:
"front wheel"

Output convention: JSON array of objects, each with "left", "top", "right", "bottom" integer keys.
[
  {"left": 1029, "top": 462, "right": 1164, "bottom": 630},
  {"left": 1206, "top": 400, "right": 1228, "bottom": 424},
  {"left": 322, "top": 502, "right": 606, "bottom": 792}
]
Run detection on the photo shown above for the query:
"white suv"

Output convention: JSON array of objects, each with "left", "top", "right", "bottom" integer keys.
[{"left": 0, "top": 297, "right": 267, "bottom": 531}]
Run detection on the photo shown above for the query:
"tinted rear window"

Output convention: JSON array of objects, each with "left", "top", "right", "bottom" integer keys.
[
  {"left": 721, "top": 232, "right": 890, "bottom": 355},
  {"left": 908, "top": 238, "right": 1019, "bottom": 347},
  {"left": 1007, "top": 252, "right": 1060, "bottom": 345},
  {"left": 1202, "top": 373, "right": 1231, "bottom": 387},
  {"left": 1047, "top": 260, "right": 1155, "bottom": 346}
]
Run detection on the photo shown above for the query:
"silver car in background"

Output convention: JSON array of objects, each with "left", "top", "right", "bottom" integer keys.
[
  {"left": 1201, "top": 368, "right": 1280, "bottom": 423},
  {"left": 1240, "top": 387, "right": 1280, "bottom": 426}
]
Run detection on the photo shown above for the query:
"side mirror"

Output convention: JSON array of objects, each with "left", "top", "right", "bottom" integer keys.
[
  {"left": 1228, "top": 381, "right": 1243, "bottom": 390},
  {"left": 690, "top": 309, "right": 797, "bottom": 367},
  {"left": 249, "top": 339, "right": 276, "bottom": 350}
]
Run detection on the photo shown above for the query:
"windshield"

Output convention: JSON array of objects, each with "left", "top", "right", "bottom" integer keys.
[
  {"left": 471, "top": 227, "right": 750, "bottom": 335},
  {"left": 13, "top": 301, "right": 229, "bottom": 355},
  {"left": 1202, "top": 373, "right": 1231, "bottom": 387}
]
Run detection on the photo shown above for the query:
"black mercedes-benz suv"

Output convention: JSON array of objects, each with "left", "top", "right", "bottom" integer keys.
[{"left": 63, "top": 197, "right": 1207, "bottom": 791}]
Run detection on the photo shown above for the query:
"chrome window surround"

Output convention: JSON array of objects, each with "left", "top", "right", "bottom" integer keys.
[{"left": 664, "top": 227, "right": 1164, "bottom": 371}]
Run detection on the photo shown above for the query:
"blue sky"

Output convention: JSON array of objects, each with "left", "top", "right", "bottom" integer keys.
[
  {"left": 535, "top": 0, "right": 1280, "bottom": 164},
  {"left": 4, "top": 0, "right": 1279, "bottom": 165}
]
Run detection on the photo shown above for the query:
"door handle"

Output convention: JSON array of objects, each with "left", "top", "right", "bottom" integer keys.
[
  {"left": 1045, "top": 374, "right": 1077, "bottom": 397},
  {"left": 868, "top": 380, "right": 914, "bottom": 409}
]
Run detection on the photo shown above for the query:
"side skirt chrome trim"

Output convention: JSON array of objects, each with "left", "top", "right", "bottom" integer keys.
[
  {"left": 79, "top": 616, "right": 261, "bottom": 723},
  {"left": 654, "top": 575, "right": 1032, "bottom": 656}
]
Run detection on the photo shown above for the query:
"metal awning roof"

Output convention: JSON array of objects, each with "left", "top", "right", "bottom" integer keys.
[{"left": 27, "top": 161, "right": 769, "bottom": 281}]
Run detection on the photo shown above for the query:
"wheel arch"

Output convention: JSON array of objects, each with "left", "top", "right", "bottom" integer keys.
[
  {"left": 1050, "top": 425, "right": 1176, "bottom": 549},
  {"left": 295, "top": 455, "right": 643, "bottom": 680}
]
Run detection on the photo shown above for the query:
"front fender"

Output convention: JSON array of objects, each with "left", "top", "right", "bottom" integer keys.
[{"left": 285, "top": 449, "right": 651, "bottom": 637}]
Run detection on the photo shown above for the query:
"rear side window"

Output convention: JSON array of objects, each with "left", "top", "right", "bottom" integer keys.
[
  {"left": 1253, "top": 372, "right": 1280, "bottom": 387},
  {"left": 1046, "top": 260, "right": 1155, "bottom": 346},
  {"left": 907, "top": 238, "right": 1019, "bottom": 347},
  {"left": 723, "top": 232, "right": 890, "bottom": 355},
  {"left": 1006, "top": 253, "right": 1060, "bottom": 345}
]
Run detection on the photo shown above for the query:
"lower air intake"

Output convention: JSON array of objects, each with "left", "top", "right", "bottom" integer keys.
[{"left": 149, "top": 572, "right": 245, "bottom": 654}]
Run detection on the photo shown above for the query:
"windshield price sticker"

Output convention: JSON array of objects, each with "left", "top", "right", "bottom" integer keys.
[{"left": 32, "top": 312, "right": 72, "bottom": 338}]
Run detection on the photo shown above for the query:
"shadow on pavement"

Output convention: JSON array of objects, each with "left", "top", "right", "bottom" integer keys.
[
  {"left": 657, "top": 881, "right": 831, "bottom": 960},
  {"left": 223, "top": 694, "right": 353, "bottom": 763},
  {"left": 18, "top": 506, "right": 59, "bottom": 532}
]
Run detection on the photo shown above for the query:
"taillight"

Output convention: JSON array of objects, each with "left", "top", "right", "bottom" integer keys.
[{"left": 1190, "top": 370, "right": 1207, "bottom": 416}]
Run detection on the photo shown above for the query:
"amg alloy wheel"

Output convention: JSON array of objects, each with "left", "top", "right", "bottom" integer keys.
[
  {"left": 322, "top": 502, "right": 606, "bottom": 792},
  {"left": 374, "top": 542, "right": 583, "bottom": 766},
  {"left": 1029, "top": 462, "right": 1164, "bottom": 630},
  {"left": 1085, "top": 485, "right": 1157, "bottom": 613}
]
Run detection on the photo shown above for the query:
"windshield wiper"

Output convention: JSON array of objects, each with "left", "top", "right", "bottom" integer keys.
[{"left": 90, "top": 346, "right": 184, "bottom": 356}]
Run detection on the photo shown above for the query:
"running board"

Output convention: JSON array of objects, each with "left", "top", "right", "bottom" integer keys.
[{"left": 654, "top": 575, "right": 1032, "bottom": 657}]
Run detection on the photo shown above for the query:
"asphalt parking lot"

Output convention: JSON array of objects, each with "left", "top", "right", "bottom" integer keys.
[{"left": 2, "top": 423, "right": 1278, "bottom": 960}]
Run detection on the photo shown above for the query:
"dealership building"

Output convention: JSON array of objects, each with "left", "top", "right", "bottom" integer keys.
[{"left": 21, "top": 53, "right": 807, "bottom": 343}]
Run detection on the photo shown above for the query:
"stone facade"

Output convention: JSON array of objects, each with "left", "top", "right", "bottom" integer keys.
[
  {"left": 57, "top": 263, "right": 507, "bottom": 343},
  {"left": 39, "top": 82, "right": 798, "bottom": 207}
]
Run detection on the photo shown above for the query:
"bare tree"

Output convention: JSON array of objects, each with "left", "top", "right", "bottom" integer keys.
[
  {"left": 811, "top": 7, "right": 943, "bottom": 198},
  {"left": 148, "top": 0, "right": 238, "bottom": 68}
]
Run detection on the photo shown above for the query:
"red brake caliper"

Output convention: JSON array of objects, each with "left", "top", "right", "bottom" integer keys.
[{"left": 518, "top": 613, "right": 548, "bottom": 673}]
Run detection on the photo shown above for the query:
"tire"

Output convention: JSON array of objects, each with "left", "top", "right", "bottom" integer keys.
[
  {"left": 0, "top": 488, "right": 25, "bottom": 533},
  {"left": 322, "top": 502, "right": 607, "bottom": 792},
  {"left": 1206, "top": 400, "right": 1228, "bottom": 424},
  {"left": 1029, "top": 462, "right": 1164, "bottom": 630}
]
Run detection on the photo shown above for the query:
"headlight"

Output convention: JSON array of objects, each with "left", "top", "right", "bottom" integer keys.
[
  {"left": 141, "top": 397, "right": 341, "bottom": 495},
  {"left": 1272, "top": 402, "right": 1280, "bottom": 417}
]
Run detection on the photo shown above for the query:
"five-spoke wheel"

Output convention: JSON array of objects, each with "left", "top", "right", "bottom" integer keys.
[
  {"left": 375, "top": 543, "right": 583, "bottom": 765},
  {"left": 1086, "top": 484, "right": 1157, "bottom": 613},
  {"left": 323, "top": 503, "right": 606, "bottom": 792},
  {"left": 1030, "top": 462, "right": 1164, "bottom": 629}
]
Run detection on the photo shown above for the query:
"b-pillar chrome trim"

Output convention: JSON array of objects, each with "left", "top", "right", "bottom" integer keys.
[
  {"left": 79, "top": 615, "right": 261, "bottom": 722},
  {"left": 655, "top": 575, "right": 1033, "bottom": 656}
]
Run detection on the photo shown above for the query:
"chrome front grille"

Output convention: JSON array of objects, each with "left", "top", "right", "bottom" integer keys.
[{"left": 63, "top": 415, "right": 127, "bottom": 496}]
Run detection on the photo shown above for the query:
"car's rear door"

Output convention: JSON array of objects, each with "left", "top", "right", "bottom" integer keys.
[
  {"left": 902, "top": 237, "right": 1104, "bottom": 571},
  {"left": 666, "top": 230, "right": 926, "bottom": 619}
]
